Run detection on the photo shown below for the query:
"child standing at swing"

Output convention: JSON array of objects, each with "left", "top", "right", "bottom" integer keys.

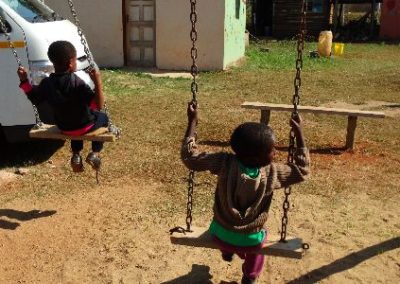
[
  {"left": 181, "top": 102, "right": 310, "bottom": 284},
  {"left": 17, "top": 40, "right": 108, "bottom": 172}
]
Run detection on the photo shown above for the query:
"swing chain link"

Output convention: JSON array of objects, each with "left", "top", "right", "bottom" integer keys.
[
  {"left": 67, "top": 0, "right": 121, "bottom": 138},
  {"left": 184, "top": 0, "right": 199, "bottom": 232},
  {"left": 186, "top": 170, "right": 194, "bottom": 231},
  {"left": 31, "top": 105, "right": 43, "bottom": 129},
  {"left": 0, "top": 15, "right": 43, "bottom": 129},
  {"left": 281, "top": 0, "right": 307, "bottom": 243},
  {"left": 0, "top": 15, "right": 22, "bottom": 67},
  {"left": 67, "top": 0, "right": 94, "bottom": 71},
  {"left": 190, "top": 0, "right": 198, "bottom": 105},
  {"left": 103, "top": 102, "right": 122, "bottom": 138}
]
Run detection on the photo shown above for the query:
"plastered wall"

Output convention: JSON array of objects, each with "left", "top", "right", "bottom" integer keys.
[
  {"left": 45, "top": 0, "right": 124, "bottom": 67},
  {"left": 156, "top": 0, "right": 224, "bottom": 70},
  {"left": 44, "top": 0, "right": 245, "bottom": 70},
  {"left": 223, "top": 0, "right": 246, "bottom": 68}
]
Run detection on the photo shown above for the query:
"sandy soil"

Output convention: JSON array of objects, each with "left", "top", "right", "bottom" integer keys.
[
  {"left": 0, "top": 179, "right": 399, "bottom": 284},
  {"left": 0, "top": 171, "right": 18, "bottom": 188}
]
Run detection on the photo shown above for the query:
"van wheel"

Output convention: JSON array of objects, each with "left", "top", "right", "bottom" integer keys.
[{"left": 0, "top": 126, "right": 8, "bottom": 147}]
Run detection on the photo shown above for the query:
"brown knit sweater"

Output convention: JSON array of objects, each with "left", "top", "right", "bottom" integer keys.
[{"left": 181, "top": 137, "right": 311, "bottom": 234}]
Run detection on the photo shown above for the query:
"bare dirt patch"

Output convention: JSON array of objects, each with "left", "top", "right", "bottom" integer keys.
[
  {"left": 0, "top": 182, "right": 399, "bottom": 283},
  {"left": 1, "top": 43, "right": 400, "bottom": 283},
  {"left": 0, "top": 171, "right": 18, "bottom": 188}
]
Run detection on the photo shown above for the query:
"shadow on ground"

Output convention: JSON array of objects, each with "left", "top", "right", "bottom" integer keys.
[
  {"left": 287, "top": 237, "right": 400, "bottom": 283},
  {"left": 0, "top": 209, "right": 57, "bottom": 230},
  {"left": 0, "top": 139, "right": 64, "bottom": 170},
  {"left": 385, "top": 104, "right": 400, "bottom": 108},
  {"left": 198, "top": 140, "right": 230, "bottom": 147},
  {"left": 161, "top": 264, "right": 213, "bottom": 284}
]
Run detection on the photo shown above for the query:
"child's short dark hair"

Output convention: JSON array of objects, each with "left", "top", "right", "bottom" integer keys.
[
  {"left": 47, "top": 41, "right": 76, "bottom": 70},
  {"left": 230, "top": 122, "right": 275, "bottom": 167}
]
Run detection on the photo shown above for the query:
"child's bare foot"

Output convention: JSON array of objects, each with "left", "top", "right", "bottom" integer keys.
[{"left": 70, "top": 153, "right": 84, "bottom": 173}]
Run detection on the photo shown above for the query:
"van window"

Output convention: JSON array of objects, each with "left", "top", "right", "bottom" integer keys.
[
  {"left": 3, "top": 0, "right": 63, "bottom": 23},
  {"left": 0, "top": 19, "right": 12, "bottom": 33},
  {"left": 0, "top": 9, "right": 12, "bottom": 33}
]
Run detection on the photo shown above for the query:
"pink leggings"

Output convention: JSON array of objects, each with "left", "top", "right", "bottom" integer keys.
[{"left": 213, "top": 236, "right": 265, "bottom": 280}]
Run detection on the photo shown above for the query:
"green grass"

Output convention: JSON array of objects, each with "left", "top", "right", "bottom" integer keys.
[
  {"left": 244, "top": 41, "right": 335, "bottom": 71},
  {"left": 244, "top": 41, "right": 400, "bottom": 72},
  {"left": 1, "top": 41, "right": 400, "bottom": 215}
]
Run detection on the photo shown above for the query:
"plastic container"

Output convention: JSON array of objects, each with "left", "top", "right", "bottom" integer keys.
[
  {"left": 333, "top": 43, "right": 345, "bottom": 56},
  {"left": 317, "top": 30, "right": 333, "bottom": 57}
]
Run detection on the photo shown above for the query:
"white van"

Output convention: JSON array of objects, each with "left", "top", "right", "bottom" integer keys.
[{"left": 0, "top": 0, "right": 94, "bottom": 142}]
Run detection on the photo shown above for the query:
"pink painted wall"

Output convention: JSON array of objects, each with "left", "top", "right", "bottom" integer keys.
[{"left": 380, "top": 0, "right": 400, "bottom": 39}]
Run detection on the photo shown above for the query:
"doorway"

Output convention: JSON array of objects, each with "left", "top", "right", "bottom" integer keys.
[
  {"left": 125, "top": 0, "right": 156, "bottom": 66},
  {"left": 255, "top": 0, "right": 273, "bottom": 36}
]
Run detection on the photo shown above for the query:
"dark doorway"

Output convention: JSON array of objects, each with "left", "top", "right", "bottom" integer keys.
[{"left": 255, "top": 0, "right": 273, "bottom": 36}]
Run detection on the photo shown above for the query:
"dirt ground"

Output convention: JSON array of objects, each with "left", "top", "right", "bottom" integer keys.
[
  {"left": 1, "top": 42, "right": 400, "bottom": 283},
  {"left": 0, "top": 177, "right": 399, "bottom": 283}
]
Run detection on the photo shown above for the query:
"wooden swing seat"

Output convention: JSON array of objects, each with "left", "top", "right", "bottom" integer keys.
[
  {"left": 170, "top": 227, "right": 306, "bottom": 259},
  {"left": 29, "top": 124, "right": 116, "bottom": 142}
]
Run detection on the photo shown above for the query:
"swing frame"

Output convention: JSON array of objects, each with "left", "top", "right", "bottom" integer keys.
[
  {"left": 170, "top": 0, "right": 310, "bottom": 259},
  {"left": 170, "top": 227, "right": 306, "bottom": 259},
  {"left": 26, "top": 0, "right": 120, "bottom": 142},
  {"left": 0, "top": 4, "right": 120, "bottom": 143}
]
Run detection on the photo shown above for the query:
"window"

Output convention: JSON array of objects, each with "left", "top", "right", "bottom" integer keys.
[
  {"left": 307, "top": 0, "right": 324, "bottom": 13},
  {"left": 236, "top": 0, "right": 241, "bottom": 19},
  {"left": 0, "top": 20, "right": 12, "bottom": 33},
  {"left": 0, "top": 9, "right": 12, "bottom": 33},
  {"left": 3, "top": 0, "right": 63, "bottom": 23}
]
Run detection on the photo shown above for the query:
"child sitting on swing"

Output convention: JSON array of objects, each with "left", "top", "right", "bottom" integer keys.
[
  {"left": 17, "top": 40, "right": 108, "bottom": 172},
  {"left": 181, "top": 102, "right": 310, "bottom": 284}
]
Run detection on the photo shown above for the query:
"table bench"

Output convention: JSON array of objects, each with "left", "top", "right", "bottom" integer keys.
[{"left": 241, "top": 102, "right": 385, "bottom": 149}]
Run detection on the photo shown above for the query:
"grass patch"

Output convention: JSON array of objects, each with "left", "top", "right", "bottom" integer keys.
[{"left": 1, "top": 41, "right": 400, "bottom": 213}]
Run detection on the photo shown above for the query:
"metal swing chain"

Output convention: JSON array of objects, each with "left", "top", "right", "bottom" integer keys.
[
  {"left": 0, "top": 16, "right": 21, "bottom": 66},
  {"left": 0, "top": 15, "right": 43, "bottom": 129},
  {"left": 168, "top": 0, "right": 198, "bottom": 235},
  {"left": 280, "top": 0, "right": 307, "bottom": 243},
  {"left": 185, "top": 0, "right": 199, "bottom": 232},
  {"left": 66, "top": 0, "right": 121, "bottom": 138},
  {"left": 190, "top": 0, "right": 199, "bottom": 105},
  {"left": 67, "top": 0, "right": 94, "bottom": 70}
]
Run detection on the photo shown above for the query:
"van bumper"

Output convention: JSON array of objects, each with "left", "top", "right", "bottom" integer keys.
[
  {"left": 2, "top": 125, "right": 33, "bottom": 143},
  {"left": 1, "top": 102, "right": 55, "bottom": 143}
]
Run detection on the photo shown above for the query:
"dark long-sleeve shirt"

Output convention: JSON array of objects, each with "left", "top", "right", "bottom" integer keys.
[{"left": 20, "top": 72, "right": 96, "bottom": 131}]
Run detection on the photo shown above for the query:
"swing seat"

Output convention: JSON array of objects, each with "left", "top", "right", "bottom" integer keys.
[
  {"left": 170, "top": 227, "right": 306, "bottom": 259},
  {"left": 29, "top": 124, "right": 116, "bottom": 142}
]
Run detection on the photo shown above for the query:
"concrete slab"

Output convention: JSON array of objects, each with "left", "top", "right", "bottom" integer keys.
[{"left": 122, "top": 68, "right": 193, "bottom": 79}]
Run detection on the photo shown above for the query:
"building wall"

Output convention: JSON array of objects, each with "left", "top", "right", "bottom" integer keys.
[
  {"left": 45, "top": 0, "right": 124, "bottom": 67},
  {"left": 380, "top": 0, "right": 400, "bottom": 39},
  {"left": 223, "top": 0, "right": 246, "bottom": 68},
  {"left": 155, "top": 0, "right": 225, "bottom": 71},
  {"left": 273, "top": 0, "right": 331, "bottom": 38},
  {"left": 44, "top": 0, "right": 245, "bottom": 70}
]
